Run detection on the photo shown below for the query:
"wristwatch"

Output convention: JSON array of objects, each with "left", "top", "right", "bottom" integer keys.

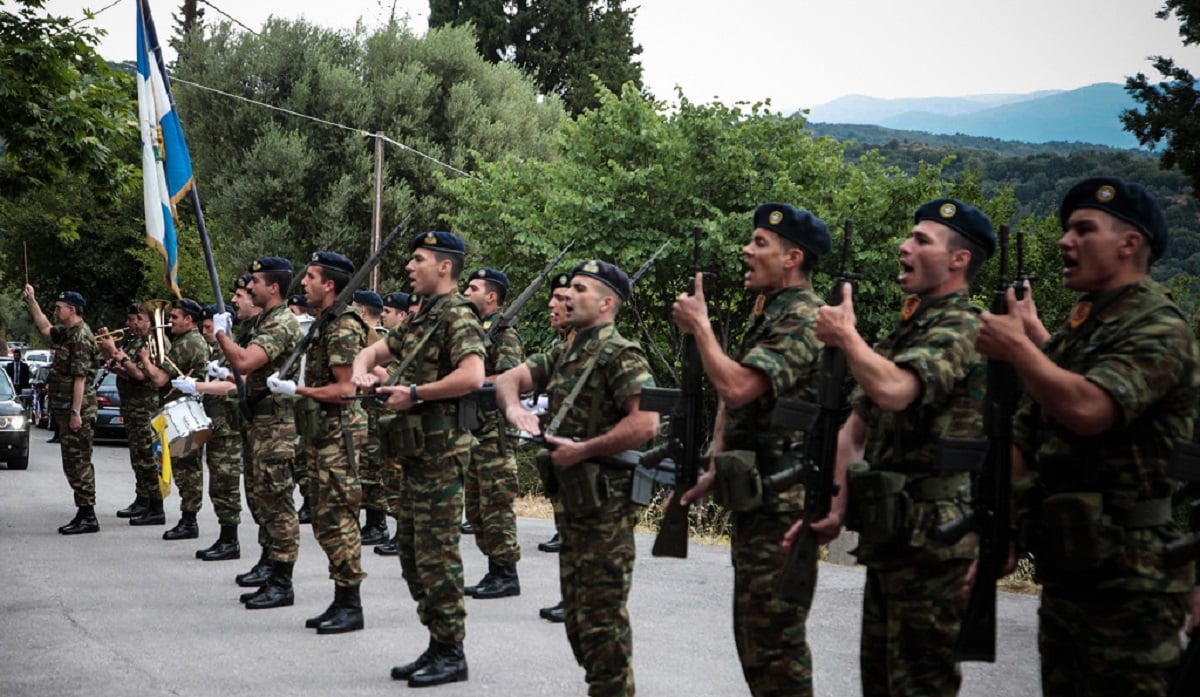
[
  {"left": 410, "top": 384, "right": 424, "bottom": 405},
  {"left": 70, "top": 409, "right": 81, "bottom": 415}
]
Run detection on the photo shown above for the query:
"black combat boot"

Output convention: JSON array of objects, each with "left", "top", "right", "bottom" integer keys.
[
  {"left": 391, "top": 638, "right": 436, "bottom": 681},
  {"left": 129, "top": 497, "right": 165, "bottom": 526},
  {"left": 116, "top": 496, "right": 147, "bottom": 519},
  {"left": 316, "top": 583, "right": 364, "bottom": 634},
  {"left": 470, "top": 560, "right": 519, "bottom": 599},
  {"left": 537, "top": 532, "right": 561, "bottom": 553},
  {"left": 374, "top": 529, "right": 399, "bottom": 556},
  {"left": 58, "top": 505, "right": 99, "bottom": 535},
  {"left": 464, "top": 558, "right": 498, "bottom": 598},
  {"left": 244, "top": 560, "right": 295, "bottom": 609},
  {"left": 460, "top": 521, "right": 474, "bottom": 535},
  {"left": 407, "top": 640, "right": 468, "bottom": 688},
  {"left": 235, "top": 547, "right": 272, "bottom": 587},
  {"left": 539, "top": 601, "right": 565, "bottom": 623},
  {"left": 360, "top": 509, "right": 389, "bottom": 545},
  {"left": 304, "top": 593, "right": 338, "bottom": 629},
  {"left": 297, "top": 498, "right": 312, "bottom": 525},
  {"left": 197, "top": 524, "right": 240, "bottom": 561},
  {"left": 162, "top": 511, "right": 199, "bottom": 540}
]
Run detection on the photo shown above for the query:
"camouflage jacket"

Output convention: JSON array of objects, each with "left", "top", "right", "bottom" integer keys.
[
  {"left": 384, "top": 292, "right": 486, "bottom": 420},
  {"left": 481, "top": 309, "right": 524, "bottom": 376},
  {"left": 48, "top": 322, "right": 100, "bottom": 409},
  {"left": 246, "top": 302, "right": 302, "bottom": 396},
  {"left": 161, "top": 327, "right": 210, "bottom": 401},
  {"left": 116, "top": 334, "right": 161, "bottom": 408},
  {"left": 1014, "top": 279, "right": 1200, "bottom": 592},
  {"left": 723, "top": 284, "right": 824, "bottom": 511},
  {"left": 526, "top": 322, "right": 653, "bottom": 444},
  {"left": 303, "top": 304, "right": 368, "bottom": 428}
]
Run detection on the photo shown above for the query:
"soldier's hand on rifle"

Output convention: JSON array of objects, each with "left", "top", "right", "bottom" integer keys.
[
  {"left": 678, "top": 460, "right": 716, "bottom": 507},
  {"left": 544, "top": 433, "right": 586, "bottom": 467},
  {"left": 211, "top": 311, "right": 232, "bottom": 337},
  {"left": 266, "top": 372, "right": 297, "bottom": 396},
  {"left": 1010, "top": 282, "right": 1050, "bottom": 345},
  {"left": 376, "top": 384, "right": 410, "bottom": 411},
  {"left": 977, "top": 292, "right": 1030, "bottom": 362},
  {"left": 815, "top": 285, "right": 859, "bottom": 349},
  {"left": 671, "top": 272, "right": 710, "bottom": 335},
  {"left": 206, "top": 360, "right": 230, "bottom": 380},
  {"left": 505, "top": 404, "right": 542, "bottom": 439},
  {"left": 351, "top": 371, "right": 379, "bottom": 389}
]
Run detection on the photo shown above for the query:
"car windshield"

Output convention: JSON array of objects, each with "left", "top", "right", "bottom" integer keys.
[{"left": 0, "top": 368, "right": 15, "bottom": 401}]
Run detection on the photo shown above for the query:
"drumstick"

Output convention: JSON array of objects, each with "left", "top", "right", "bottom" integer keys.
[{"left": 23, "top": 241, "right": 28, "bottom": 286}]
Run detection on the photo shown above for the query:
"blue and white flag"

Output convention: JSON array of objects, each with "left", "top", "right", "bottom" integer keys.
[{"left": 137, "top": 0, "right": 192, "bottom": 298}]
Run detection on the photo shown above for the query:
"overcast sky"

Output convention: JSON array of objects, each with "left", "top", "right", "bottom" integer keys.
[{"left": 45, "top": 0, "right": 1200, "bottom": 112}]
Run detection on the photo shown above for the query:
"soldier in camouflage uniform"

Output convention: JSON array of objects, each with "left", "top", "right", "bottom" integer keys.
[
  {"left": 810, "top": 199, "right": 994, "bottom": 697},
  {"left": 497, "top": 260, "right": 659, "bottom": 697},
  {"left": 142, "top": 298, "right": 211, "bottom": 540},
  {"left": 352, "top": 289, "right": 391, "bottom": 546},
  {"left": 372, "top": 291, "right": 414, "bottom": 557},
  {"left": 977, "top": 177, "right": 1200, "bottom": 697},
  {"left": 352, "top": 231, "right": 485, "bottom": 688},
  {"left": 216, "top": 257, "right": 303, "bottom": 610},
  {"left": 286, "top": 294, "right": 315, "bottom": 525},
  {"left": 22, "top": 286, "right": 102, "bottom": 534},
  {"left": 98, "top": 303, "right": 163, "bottom": 522},
  {"left": 537, "top": 271, "right": 574, "bottom": 624},
  {"left": 267, "top": 251, "right": 370, "bottom": 634},
  {"left": 676, "top": 204, "right": 830, "bottom": 697}
]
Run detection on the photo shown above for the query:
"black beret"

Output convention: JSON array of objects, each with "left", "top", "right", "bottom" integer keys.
[
  {"left": 914, "top": 199, "right": 997, "bottom": 259},
  {"left": 411, "top": 231, "right": 465, "bottom": 256},
  {"left": 234, "top": 274, "right": 252, "bottom": 290},
  {"left": 1059, "top": 176, "right": 1168, "bottom": 259},
  {"left": 173, "top": 298, "right": 204, "bottom": 321},
  {"left": 407, "top": 294, "right": 421, "bottom": 308},
  {"left": 249, "top": 256, "right": 292, "bottom": 273},
  {"left": 353, "top": 290, "right": 383, "bottom": 309},
  {"left": 753, "top": 203, "right": 832, "bottom": 258},
  {"left": 470, "top": 267, "right": 510, "bottom": 289},
  {"left": 311, "top": 250, "right": 355, "bottom": 276},
  {"left": 57, "top": 291, "right": 86, "bottom": 309},
  {"left": 203, "top": 304, "right": 219, "bottom": 320},
  {"left": 287, "top": 294, "right": 309, "bottom": 308},
  {"left": 382, "top": 291, "right": 411, "bottom": 310},
  {"left": 125, "top": 302, "right": 141, "bottom": 314},
  {"left": 549, "top": 272, "right": 571, "bottom": 291},
  {"left": 572, "top": 260, "right": 631, "bottom": 302}
]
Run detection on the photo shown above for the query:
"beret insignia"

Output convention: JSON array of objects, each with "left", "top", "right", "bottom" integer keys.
[
  {"left": 424, "top": 233, "right": 437, "bottom": 245},
  {"left": 1096, "top": 185, "right": 1116, "bottom": 203},
  {"left": 940, "top": 203, "right": 957, "bottom": 218},
  {"left": 251, "top": 260, "right": 262, "bottom": 271},
  {"left": 476, "top": 269, "right": 487, "bottom": 278},
  {"left": 583, "top": 260, "right": 600, "bottom": 273},
  {"left": 768, "top": 210, "right": 783, "bottom": 225}
]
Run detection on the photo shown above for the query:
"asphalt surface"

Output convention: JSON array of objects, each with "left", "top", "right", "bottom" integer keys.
[{"left": 0, "top": 432, "right": 1043, "bottom": 696}]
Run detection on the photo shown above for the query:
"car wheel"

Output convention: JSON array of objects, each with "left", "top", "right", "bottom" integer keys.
[{"left": 8, "top": 453, "right": 28, "bottom": 470}]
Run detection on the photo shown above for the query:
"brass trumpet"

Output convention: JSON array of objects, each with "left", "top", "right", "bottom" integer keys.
[{"left": 93, "top": 323, "right": 173, "bottom": 343}]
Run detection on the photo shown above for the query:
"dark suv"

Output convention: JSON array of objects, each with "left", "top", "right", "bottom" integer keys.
[{"left": 0, "top": 368, "right": 31, "bottom": 469}]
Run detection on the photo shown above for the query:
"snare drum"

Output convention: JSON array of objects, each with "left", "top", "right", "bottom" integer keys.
[{"left": 153, "top": 397, "right": 213, "bottom": 457}]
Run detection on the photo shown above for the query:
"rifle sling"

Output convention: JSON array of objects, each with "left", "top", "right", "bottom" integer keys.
[{"left": 546, "top": 325, "right": 615, "bottom": 438}]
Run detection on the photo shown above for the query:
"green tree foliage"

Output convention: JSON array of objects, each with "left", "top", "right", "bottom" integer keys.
[
  {"left": 0, "top": 0, "right": 136, "bottom": 197},
  {"left": 1123, "top": 0, "right": 1200, "bottom": 197},
  {"left": 442, "top": 84, "right": 1020, "bottom": 379},
  {"left": 171, "top": 18, "right": 564, "bottom": 287},
  {"left": 428, "top": 0, "right": 643, "bottom": 114}
]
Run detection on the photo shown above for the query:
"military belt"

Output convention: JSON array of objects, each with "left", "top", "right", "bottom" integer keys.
[
  {"left": 905, "top": 473, "right": 969, "bottom": 501},
  {"left": 1110, "top": 497, "right": 1172, "bottom": 528}
]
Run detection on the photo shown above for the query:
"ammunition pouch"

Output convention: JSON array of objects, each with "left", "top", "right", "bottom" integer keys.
[
  {"left": 458, "top": 396, "right": 480, "bottom": 431},
  {"left": 379, "top": 412, "right": 457, "bottom": 459},
  {"left": 554, "top": 461, "right": 606, "bottom": 513},
  {"left": 712, "top": 450, "right": 763, "bottom": 513},
  {"left": 535, "top": 449, "right": 558, "bottom": 497},
  {"left": 294, "top": 397, "right": 324, "bottom": 440},
  {"left": 844, "top": 462, "right": 913, "bottom": 549},
  {"left": 1032, "top": 492, "right": 1125, "bottom": 578}
]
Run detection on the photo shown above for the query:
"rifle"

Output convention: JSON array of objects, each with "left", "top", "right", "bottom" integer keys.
[
  {"left": 768, "top": 220, "right": 859, "bottom": 604},
  {"left": 931, "top": 224, "right": 1021, "bottom": 662},
  {"left": 630, "top": 241, "right": 670, "bottom": 287},
  {"left": 486, "top": 241, "right": 574, "bottom": 346},
  {"left": 641, "top": 227, "right": 708, "bottom": 559}
]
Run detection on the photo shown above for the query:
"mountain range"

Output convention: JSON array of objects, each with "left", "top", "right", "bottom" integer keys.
[{"left": 804, "top": 83, "right": 1140, "bottom": 149}]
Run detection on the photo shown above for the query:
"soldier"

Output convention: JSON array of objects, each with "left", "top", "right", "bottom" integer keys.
[
  {"left": 141, "top": 298, "right": 212, "bottom": 540},
  {"left": 21, "top": 286, "right": 101, "bottom": 534},
  {"left": 97, "top": 302, "right": 161, "bottom": 522},
  {"left": 462, "top": 268, "right": 524, "bottom": 599},
  {"left": 976, "top": 177, "right": 1200, "bottom": 696},
  {"left": 286, "top": 293, "right": 315, "bottom": 525},
  {"left": 538, "top": 271, "right": 573, "bottom": 624},
  {"left": 267, "top": 251, "right": 370, "bottom": 634},
  {"left": 287, "top": 293, "right": 312, "bottom": 319},
  {"left": 496, "top": 260, "right": 659, "bottom": 697},
  {"left": 216, "top": 257, "right": 303, "bottom": 610},
  {"left": 351, "top": 231, "right": 485, "bottom": 688},
  {"left": 372, "top": 290, "right": 413, "bottom": 558},
  {"left": 676, "top": 204, "right": 830, "bottom": 696},
  {"left": 800, "top": 199, "right": 994, "bottom": 696},
  {"left": 352, "top": 288, "right": 391, "bottom": 547}
]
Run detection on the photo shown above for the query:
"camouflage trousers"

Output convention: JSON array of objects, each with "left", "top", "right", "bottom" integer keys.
[
  {"left": 861, "top": 559, "right": 970, "bottom": 697},
  {"left": 204, "top": 431, "right": 243, "bottom": 525},
  {"left": 304, "top": 419, "right": 366, "bottom": 586},
  {"left": 1039, "top": 586, "right": 1186, "bottom": 697},
  {"left": 396, "top": 431, "right": 469, "bottom": 644},
  {"left": 247, "top": 415, "right": 299, "bottom": 562},
  {"left": 559, "top": 469, "right": 639, "bottom": 697},
  {"left": 122, "top": 402, "right": 159, "bottom": 500},
  {"left": 731, "top": 508, "right": 813, "bottom": 697},
  {"left": 53, "top": 404, "right": 97, "bottom": 507},
  {"left": 359, "top": 408, "right": 387, "bottom": 513},
  {"left": 292, "top": 448, "right": 311, "bottom": 504},
  {"left": 464, "top": 421, "right": 521, "bottom": 564},
  {"left": 172, "top": 451, "right": 203, "bottom": 514}
]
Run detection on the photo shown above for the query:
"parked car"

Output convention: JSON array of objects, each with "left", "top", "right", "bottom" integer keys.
[
  {"left": 22, "top": 349, "right": 51, "bottom": 370},
  {"left": 94, "top": 371, "right": 128, "bottom": 442},
  {"left": 0, "top": 368, "right": 31, "bottom": 469},
  {"left": 30, "top": 364, "right": 51, "bottom": 429}
]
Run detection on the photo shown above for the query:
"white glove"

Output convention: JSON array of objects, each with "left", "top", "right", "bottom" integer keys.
[
  {"left": 206, "top": 360, "right": 230, "bottom": 380},
  {"left": 212, "top": 311, "right": 232, "bottom": 337},
  {"left": 171, "top": 376, "right": 198, "bottom": 395},
  {"left": 266, "top": 372, "right": 296, "bottom": 396}
]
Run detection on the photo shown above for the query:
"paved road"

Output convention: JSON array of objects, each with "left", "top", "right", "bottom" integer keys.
[{"left": 0, "top": 433, "right": 1042, "bottom": 696}]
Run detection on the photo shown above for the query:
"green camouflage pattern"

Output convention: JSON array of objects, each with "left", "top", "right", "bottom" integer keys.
[
  {"left": 49, "top": 322, "right": 100, "bottom": 506},
  {"left": 1038, "top": 587, "right": 1186, "bottom": 697},
  {"left": 205, "top": 432, "right": 243, "bottom": 525},
  {"left": 160, "top": 327, "right": 211, "bottom": 514},
  {"left": 301, "top": 306, "right": 369, "bottom": 586},
  {"left": 722, "top": 284, "right": 825, "bottom": 697},
  {"left": 525, "top": 322, "right": 653, "bottom": 696},
  {"left": 385, "top": 292, "right": 485, "bottom": 643},
  {"left": 246, "top": 302, "right": 302, "bottom": 563},
  {"left": 860, "top": 561, "right": 970, "bottom": 697},
  {"left": 1015, "top": 280, "right": 1199, "bottom": 593},
  {"left": 118, "top": 335, "right": 163, "bottom": 500},
  {"left": 357, "top": 331, "right": 388, "bottom": 514},
  {"left": 466, "top": 309, "right": 524, "bottom": 564}
]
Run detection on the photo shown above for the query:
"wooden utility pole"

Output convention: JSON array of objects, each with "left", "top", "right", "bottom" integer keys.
[{"left": 370, "top": 132, "right": 384, "bottom": 292}]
